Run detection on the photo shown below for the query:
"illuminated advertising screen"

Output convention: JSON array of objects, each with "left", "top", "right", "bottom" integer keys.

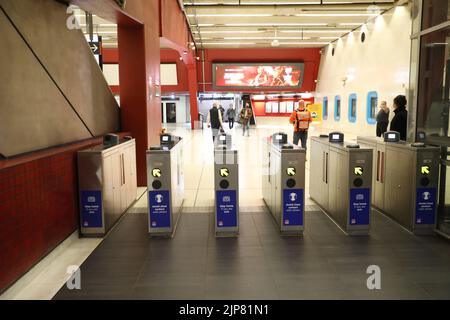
[{"left": 213, "top": 63, "right": 305, "bottom": 89}]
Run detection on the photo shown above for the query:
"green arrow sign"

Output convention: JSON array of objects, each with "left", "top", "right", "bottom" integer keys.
[
  {"left": 287, "top": 167, "right": 296, "bottom": 176},
  {"left": 421, "top": 166, "right": 430, "bottom": 175},
  {"left": 152, "top": 168, "right": 161, "bottom": 178},
  {"left": 220, "top": 168, "right": 229, "bottom": 177},
  {"left": 354, "top": 166, "right": 363, "bottom": 176}
]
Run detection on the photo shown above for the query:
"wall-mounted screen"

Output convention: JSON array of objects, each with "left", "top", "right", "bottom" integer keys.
[
  {"left": 265, "top": 102, "right": 272, "bottom": 113},
  {"left": 213, "top": 63, "right": 304, "bottom": 89},
  {"left": 279, "top": 101, "right": 287, "bottom": 113}
]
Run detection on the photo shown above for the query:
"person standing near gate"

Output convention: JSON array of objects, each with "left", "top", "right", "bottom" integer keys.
[
  {"left": 376, "top": 101, "right": 390, "bottom": 137},
  {"left": 290, "top": 100, "right": 312, "bottom": 150},
  {"left": 226, "top": 104, "right": 236, "bottom": 129},
  {"left": 207, "top": 102, "right": 223, "bottom": 142}
]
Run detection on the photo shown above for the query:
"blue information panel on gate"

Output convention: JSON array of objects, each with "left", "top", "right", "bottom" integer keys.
[
  {"left": 216, "top": 190, "right": 237, "bottom": 228},
  {"left": 282, "top": 189, "right": 304, "bottom": 226},
  {"left": 415, "top": 188, "right": 436, "bottom": 225},
  {"left": 80, "top": 190, "right": 103, "bottom": 228},
  {"left": 149, "top": 190, "right": 171, "bottom": 228},
  {"left": 349, "top": 188, "right": 370, "bottom": 225}
]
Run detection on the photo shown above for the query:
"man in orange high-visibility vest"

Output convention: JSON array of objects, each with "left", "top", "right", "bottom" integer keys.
[{"left": 289, "top": 100, "right": 312, "bottom": 150}]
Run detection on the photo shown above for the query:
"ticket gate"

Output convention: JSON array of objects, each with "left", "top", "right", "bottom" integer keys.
[
  {"left": 310, "top": 133, "right": 373, "bottom": 235},
  {"left": 214, "top": 133, "right": 239, "bottom": 237},
  {"left": 146, "top": 134, "right": 184, "bottom": 237},
  {"left": 78, "top": 136, "right": 137, "bottom": 237},
  {"left": 262, "top": 133, "right": 306, "bottom": 235},
  {"left": 357, "top": 135, "right": 440, "bottom": 234}
]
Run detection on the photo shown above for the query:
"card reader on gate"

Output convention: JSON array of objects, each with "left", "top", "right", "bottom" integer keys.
[
  {"left": 329, "top": 132, "right": 344, "bottom": 143},
  {"left": 383, "top": 131, "right": 400, "bottom": 143},
  {"left": 215, "top": 133, "right": 232, "bottom": 149},
  {"left": 160, "top": 134, "right": 182, "bottom": 146},
  {"left": 272, "top": 132, "right": 288, "bottom": 144}
]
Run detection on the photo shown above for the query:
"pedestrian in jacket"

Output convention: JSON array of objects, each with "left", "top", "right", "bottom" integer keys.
[
  {"left": 207, "top": 102, "right": 223, "bottom": 142},
  {"left": 240, "top": 103, "right": 253, "bottom": 137},
  {"left": 226, "top": 104, "right": 236, "bottom": 129},
  {"left": 390, "top": 95, "right": 408, "bottom": 141},
  {"left": 289, "top": 100, "right": 312, "bottom": 150},
  {"left": 376, "top": 101, "right": 390, "bottom": 137}
]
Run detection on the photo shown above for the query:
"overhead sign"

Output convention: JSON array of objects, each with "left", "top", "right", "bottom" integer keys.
[
  {"left": 85, "top": 34, "right": 103, "bottom": 69},
  {"left": 421, "top": 166, "right": 430, "bottom": 175},
  {"left": 89, "top": 42, "right": 100, "bottom": 55},
  {"left": 354, "top": 166, "right": 363, "bottom": 176},
  {"left": 152, "top": 168, "right": 162, "bottom": 178},
  {"left": 286, "top": 167, "right": 296, "bottom": 176},
  {"left": 213, "top": 63, "right": 304, "bottom": 89},
  {"left": 220, "top": 168, "right": 230, "bottom": 177}
]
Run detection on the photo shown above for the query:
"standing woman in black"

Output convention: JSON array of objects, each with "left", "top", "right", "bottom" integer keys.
[{"left": 390, "top": 95, "right": 408, "bottom": 140}]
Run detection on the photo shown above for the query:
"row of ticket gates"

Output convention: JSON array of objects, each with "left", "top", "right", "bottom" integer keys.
[{"left": 77, "top": 130, "right": 440, "bottom": 238}]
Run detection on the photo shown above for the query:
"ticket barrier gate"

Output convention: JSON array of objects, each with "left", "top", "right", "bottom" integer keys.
[
  {"left": 357, "top": 134, "right": 440, "bottom": 234},
  {"left": 310, "top": 133, "right": 373, "bottom": 235},
  {"left": 262, "top": 133, "right": 306, "bottom": 235},
  {"left": 214, "top": 133, "right": 239, "bottom": 237},
  {"left": 146, "top": 134, "right": 184, "bottom": 237}
]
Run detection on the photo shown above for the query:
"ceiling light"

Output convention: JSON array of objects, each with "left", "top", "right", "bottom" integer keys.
[
  {"left": 339, "top": 23, "right": 363, "bottom": 26},
  {"left": 224, "top": 37, "right": 311, "bottom": 40},
  {"left": 201, "top": 42, "right": 257, "bottom": 45},
  {"left": 193, "top": 30, "right": 266, "bottom": 34},
  {"left": 278, "top": 42, "right": 330, "bottom": 45},
  {"left": 187, "top": 14, "right": 273, "bottom": 17},
  {"left": 280, "top": 29, "right": 351, "bottom": 33},
  {"left": 295, "top": 13, "right": 378, "bottom": 17},
  {"left": 225, "top": 23, "right": 327, "bottom": 27}
]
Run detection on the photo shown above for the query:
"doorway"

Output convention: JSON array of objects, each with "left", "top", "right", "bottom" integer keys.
[{"left": 166, "top": 103, "right": 176, "bottom": 123}]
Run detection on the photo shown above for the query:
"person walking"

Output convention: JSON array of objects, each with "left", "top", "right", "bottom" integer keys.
[
  {"left": 240, "top": 103, "right": 253, "bottom": 137},
  {"left": 289, "top": 100, "right": 312, "bottom": 150},
  {"left": 226, "top": 104, "right": 236, "bottom": 129},
  {"left": 207, "top": 102, "right": 223, "bottom": 142},
  {"left": 218, "top": 105, "right": 225, "bottom": 120},
  {"left": 376, "top": 101, "right": 390, "bottom": 137},
  {"left": 390, "top": 95, "right": 408, "bottom": 141}
]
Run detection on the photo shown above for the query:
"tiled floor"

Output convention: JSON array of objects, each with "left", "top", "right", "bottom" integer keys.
[
  {"left": 3, "top": 120, "right": 450, "bottom": 300},
  {"left": 53, "top": 205, "right": 450, "bottom": 300}
]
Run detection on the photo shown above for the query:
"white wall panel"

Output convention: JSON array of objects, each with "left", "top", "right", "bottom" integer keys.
[
  {"left": 315, "top": 6, "right": 412, "bottom": 137},
  {"left": 103, "top": 64, "right": 119, "bottom": 86},
  {"left": 160, "top": 63, "right": 178, "bottom": 86}
]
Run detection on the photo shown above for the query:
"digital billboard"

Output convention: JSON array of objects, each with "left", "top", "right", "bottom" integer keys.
[{"left": 213, "top": 63, "right": 305, "bottom": 89}]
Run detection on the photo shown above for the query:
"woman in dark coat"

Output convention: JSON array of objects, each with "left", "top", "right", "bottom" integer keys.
[{"left": 390, "top": 95, "right": 408, "bottom": 141}]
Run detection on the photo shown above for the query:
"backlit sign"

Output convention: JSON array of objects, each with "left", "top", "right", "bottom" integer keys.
[{"left": 213, "top": 63, "right": 304, "bottom": 89}]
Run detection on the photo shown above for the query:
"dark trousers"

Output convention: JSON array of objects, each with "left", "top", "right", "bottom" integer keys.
[
  {"left": 228, "top": 118, "right": 234, "bottom": 129},
  {"left": 293, "top": 130, "right": 308, "bottom": 149},
  {"left": 376, "top": 122, "right": 388, "bottom": 137}
]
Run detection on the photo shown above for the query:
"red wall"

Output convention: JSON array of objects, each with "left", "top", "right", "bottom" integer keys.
[
  {"left": 159, "top": 0, "right": 190, "bottom": 50},
  {"left": 197, "top": 48, "right": 321, "bottom": 93},
  {"left": 0, "top": 133, "right": 129, "bottom": 293}
]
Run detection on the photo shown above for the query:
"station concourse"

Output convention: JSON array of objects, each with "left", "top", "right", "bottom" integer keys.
[{"left": 0, "top": 0, "right": 450, "bottom": 302}]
